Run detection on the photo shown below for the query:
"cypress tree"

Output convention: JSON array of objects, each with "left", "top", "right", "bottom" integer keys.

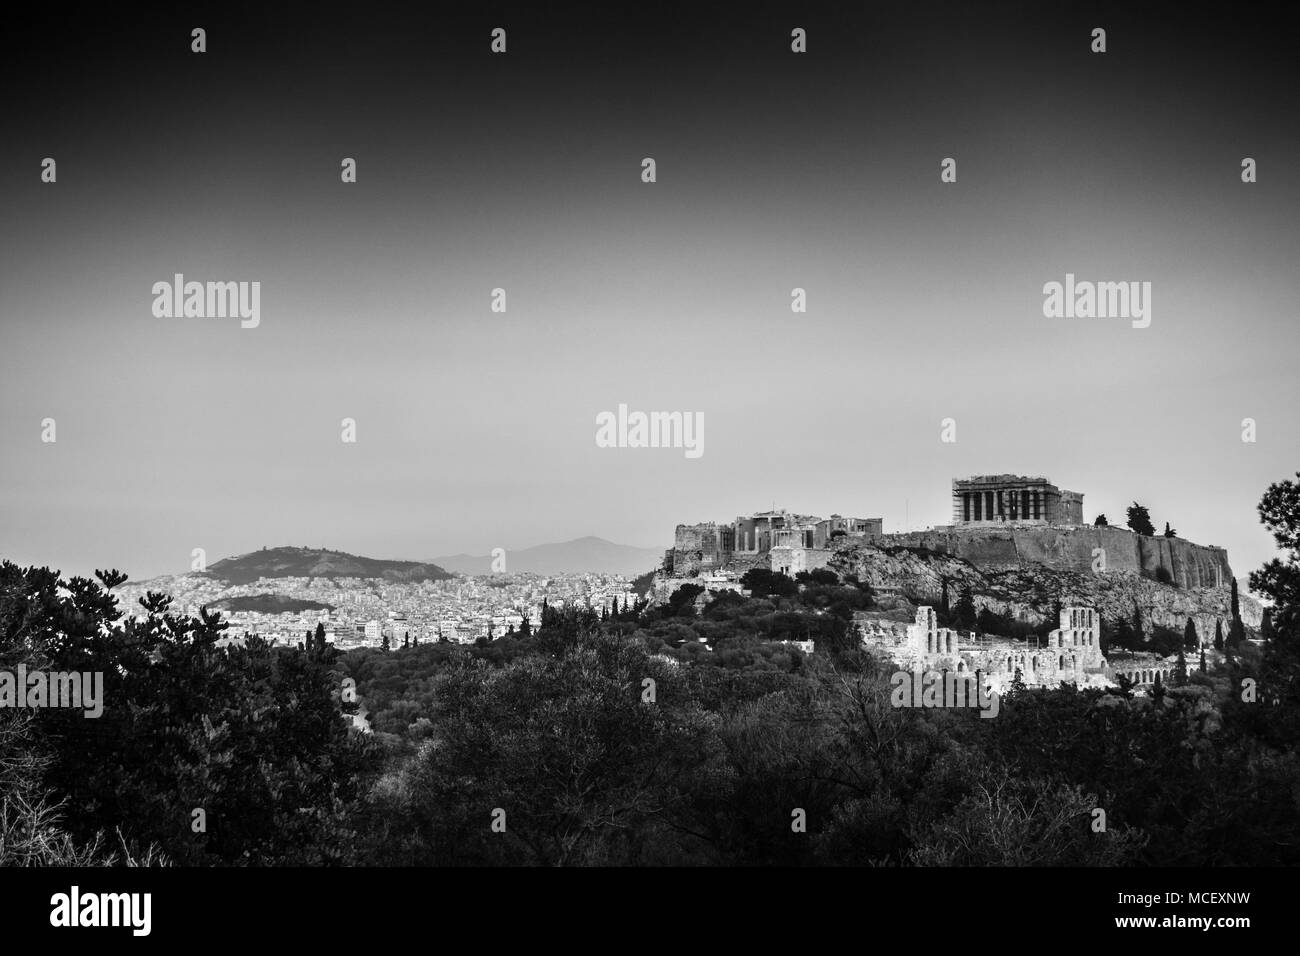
[
  {"left": 1183, "top": 617, "right": 1199, "bottom": 650},
  {"left": 1173, "top": 647, "right": 1188, "bottom": 686},
  {"left": 1214, "top": 620, "right": 1224, "bottom": 651},
  {"left": 954, "top": 586, "right": 977, "bottom": 630},
  {"left": 1228, "top": 578, "right": 1247, "bottom": 647}
]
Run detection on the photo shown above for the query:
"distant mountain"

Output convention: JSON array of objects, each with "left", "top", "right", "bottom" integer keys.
[
  {"left": 206, "top": 547, "right": 453, "bottom": 585},
  {"left": 430, "top": 537, "right": 666, "bottom": 577}
]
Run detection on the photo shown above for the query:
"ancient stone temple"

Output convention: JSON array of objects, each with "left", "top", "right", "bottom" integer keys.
[
  {"left": 951, "top": 475, "right": 1083, "bottom": 527},
  {"left": 891, "top": 605, "right": 1110, "bottom": 692}
]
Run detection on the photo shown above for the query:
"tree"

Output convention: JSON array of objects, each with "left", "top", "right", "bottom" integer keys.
[
  {"left": 666, "top": 583, "right": 706, "bottom": 616},
  {"left": 939, "top": 577, "right": 950, "bottom": 617},
  {"left": 381, "top": 633, "right": 391, "bottom": 652},
  {"left": 1173, "top": 647, "right": 1188, "bottom": 686},
  {"left": 1228, "top": 578, "right": 1247, "bottom": 648},
  {"left": 1163, "top": 522, "right": 1177, "bottom": 538},
  {"left": 0, "top": 561, "right": 380, "bottom": 866},
  {"left": 518, "top": 614, "right": 532, "bottom": 638},
  {"left": 611, "top": 597, "right": 620, "bottom": 619},
  {"left": 1199, "top": 648, "right": 1207, "bottom": 673},
  {"left": 976, "top": 607, "right": 1002, "bottom": 637},
  {"left": 1126, "top": 503, "right": 1155, "bottom": 537},
  {"left": 1183, "top": 617, "right": 1199, "bottom": 650},
  {"left": 953, "top": 585, "right": 977, "bottom": 630},
  {"left": 1094, "top": 514, "right": 1108, "bottom": 527},
  {"left": 1213, "top": 620, "right": 1224, "bottom": 651},
  {"left": 1246, "top": 473, "right": 1300, "bottom": 720},
  {"left": 376, "top": 630, "right": 722, "bottom": 866},
  {"left": 1261, "top": 608, "right": 1274, "bottom": 642},
  {"left": 740, "top": 568, "right": 797, "bottom": 600}
]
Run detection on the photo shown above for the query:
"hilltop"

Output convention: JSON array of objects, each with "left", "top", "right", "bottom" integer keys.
[{"left": 205, "top": 547, "right": 453, "bottom": 585}]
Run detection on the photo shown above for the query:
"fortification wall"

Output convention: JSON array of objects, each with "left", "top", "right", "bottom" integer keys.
[{"left": 872, "top": 526, "right": 1231, "bottom": 590}]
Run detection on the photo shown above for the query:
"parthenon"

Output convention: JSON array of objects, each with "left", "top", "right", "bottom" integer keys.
[{"left": 951, "top": 475, "right": 1083, "bottom": 527}]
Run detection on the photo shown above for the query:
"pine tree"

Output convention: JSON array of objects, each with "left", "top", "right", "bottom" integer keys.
[{"left": 1126, "top": 502, "right": 1155, "bottom": 537}]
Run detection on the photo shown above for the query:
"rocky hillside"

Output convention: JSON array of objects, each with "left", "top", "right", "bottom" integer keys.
[
  {"left": 865, "top": 525, "right": 1230, "bottom": 590},
  {"left": 829, "top": 543, "right": 1262, "bottom": 639}
]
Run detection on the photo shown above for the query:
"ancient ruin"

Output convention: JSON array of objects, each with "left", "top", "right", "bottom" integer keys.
[
  {"left": 950, "top": 474, "right": 1084, "bottom": 526},
  {"left": 669, "top": 510, "right": 882, "bottom": 578}
]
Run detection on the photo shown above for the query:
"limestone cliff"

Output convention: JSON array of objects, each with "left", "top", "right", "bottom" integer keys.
[
  {"left": 828, "top": 543, "right": 1261, "bottom": 639},
  {"left": 855, "top": 526, "right": 1231, "bottom": 591}
]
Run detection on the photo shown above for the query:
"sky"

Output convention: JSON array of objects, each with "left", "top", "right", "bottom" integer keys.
[{"left": 1, "top": 1, "right": 1297, "bottom": 584}]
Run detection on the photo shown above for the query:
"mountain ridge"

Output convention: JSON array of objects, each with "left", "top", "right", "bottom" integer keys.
[{"left": 430, "top": 536, "right": 665, "bottom": 576}]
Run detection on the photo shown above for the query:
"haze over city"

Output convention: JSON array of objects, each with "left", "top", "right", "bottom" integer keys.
[{"left": 1, "top": 2, "right": 1294, "bottom": 584}]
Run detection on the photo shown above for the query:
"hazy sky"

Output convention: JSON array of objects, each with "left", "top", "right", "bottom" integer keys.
[{"left": 2, "top": 1, "right": 1296, "bottom": 583}]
